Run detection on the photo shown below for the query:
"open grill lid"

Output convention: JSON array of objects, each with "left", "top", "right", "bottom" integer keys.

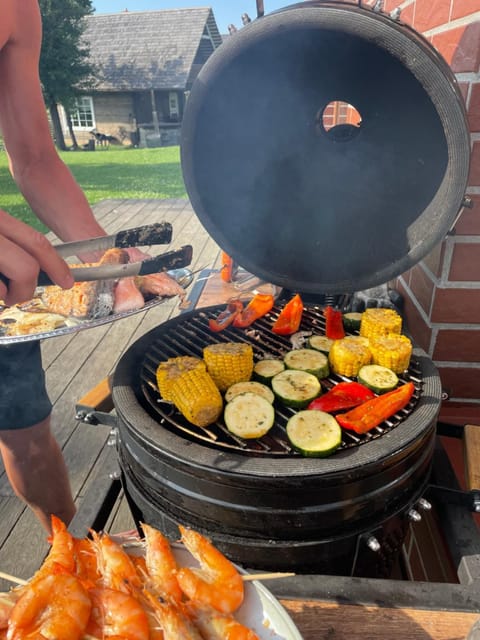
[{"left": 180, "top": 1, "right": 470, "bottom": 294}]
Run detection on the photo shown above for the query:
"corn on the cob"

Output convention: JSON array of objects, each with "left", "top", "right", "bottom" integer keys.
[
  {"left": 155, "top": 356, "right": 222, "bottom": 427},
  {"left": 156, "top": 356, "right": 206, "bottom": 401},
  {"left": 359, "top": 308, "right": 402, "bottom": 340},
  {"left": 329, "top": 336, "right": 372, "bottom": 377},
  {"left": 369, "top": 334, "right": 413, "bottom": 373},
  {"left": 203, "top": 342, "right": 254, "bottom": 392}
]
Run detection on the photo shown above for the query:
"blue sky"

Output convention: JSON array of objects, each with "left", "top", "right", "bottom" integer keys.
[{"left": 92, "top": 1, "right": 291, "bottom": 34}]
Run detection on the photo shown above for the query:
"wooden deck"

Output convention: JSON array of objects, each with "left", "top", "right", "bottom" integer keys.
[
  {"left": 0, "top": 198, "right": 223, "bottom": 588},
  {"left": 1, "top": 199, "right": 480, "bottom": 639}
]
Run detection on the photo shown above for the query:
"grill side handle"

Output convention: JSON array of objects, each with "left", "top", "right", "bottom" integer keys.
[{"left": 75, "top": 376, "right": 118, "bottom": 428}]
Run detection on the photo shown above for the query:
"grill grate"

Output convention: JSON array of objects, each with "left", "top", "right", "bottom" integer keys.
[{"left": 139, "top": 304, "right": 422, "bottom": 456}]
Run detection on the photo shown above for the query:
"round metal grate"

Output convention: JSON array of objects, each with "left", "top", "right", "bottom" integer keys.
[{"left": 139, "top": 303, "right": 422, "bottom": 456}]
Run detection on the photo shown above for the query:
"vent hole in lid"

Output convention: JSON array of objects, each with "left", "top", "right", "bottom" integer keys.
[{"left": 318, "top": 101, "right": 362, "bottom": 141}]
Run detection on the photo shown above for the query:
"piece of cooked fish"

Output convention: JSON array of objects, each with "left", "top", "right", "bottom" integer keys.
[
  {"left": 41, "top": 248, "right": 129, "bottom": 319},
  {"left": 0, "top": 306, "right": 77, "bottom": 336}
]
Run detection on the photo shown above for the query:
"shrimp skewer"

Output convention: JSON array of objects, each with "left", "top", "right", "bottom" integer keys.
[
  {"left": 91, "top": 530, "right": 142, "bottom": 594},
  {"left": 142, "top": 523, "right": 183, "bottom": 603},
  {"left": 6, "top": 572, "right": 91, "bottom": 640},
  {"left": 176, "top": 526, "right": 244, "bottom": 614},
  {"left": 86, "top": 587, "right": 150, "bottom": 640},
  {"left": 186, "top": 601, "right": 260, "bottom": 640},
  {"left": 143, "top": 591, "right": 203, "bottom": 640},
  {"left": 28, "top": 515, "right": 76, "bottom": 588},
  {"left": 0, "top": 594, "right": 18, "bottom": 632}
]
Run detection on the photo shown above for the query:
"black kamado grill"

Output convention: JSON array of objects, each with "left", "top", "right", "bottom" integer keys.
[{"left": 111, "top": 0, "right": 470, "bottom": 576}]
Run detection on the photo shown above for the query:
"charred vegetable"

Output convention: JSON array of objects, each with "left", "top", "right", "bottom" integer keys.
[
  {"left": 336, "top": 382, "right": 415, "bottom": 434},
  {"left": 272, "top": 294, "right": 304, "bottom": 335},
  {"left": 224, "top": 392, "right": 275, "bottom": 439},
  {"left": 308, "top": 381, "right": 375, "bottom": 413},
  {"left": 286, "top": 410, "right": 342, "bottom": 457}
]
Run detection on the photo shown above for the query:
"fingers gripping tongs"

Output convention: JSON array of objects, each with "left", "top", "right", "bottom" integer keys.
[{"left": 36, "top": 223, "right": 193, "bottom": 287}]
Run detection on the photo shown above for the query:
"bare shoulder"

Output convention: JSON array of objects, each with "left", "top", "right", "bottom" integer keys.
[{"left": 0, "top": 0, "right": 41, "bottom": 52}]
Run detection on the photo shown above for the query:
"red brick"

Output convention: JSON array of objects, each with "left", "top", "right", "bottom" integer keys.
[
  {"left": 468, "top": 141, "right": 480, "bottom": 186},
  {"left": 437, "top": 365, "right": 480, "bottom": 399},
  {"left": 400, "top": 288, "right": 434, "bottom": 352},
  {"left": 409, "top": 264, "right": 435, "bottom": 313},
  {"left": 431, "top": 22, "right": 480, "bottom": 72},
  {"left": 439, "top": 400, "right": 480, "bottom": 425},
  {"left": 451, "top": 0, "right": 480, "bottom": 20},
  {"left": 454, "top": 195, "right": 480, "bottom": 235},
  {"left": 399, "top": 3, "right": 415, "bottom": 27},
  {"left": 468, "top": 83, "right": 480, "bottom": 131},
  {"left": 422, "top": 243, "right": 445, "bottom": 278},
  {"left": 433, "top": 328, "right": 480, "bottom": 361},
  {"left": 383, "top": 0, "right": 404, "bottom": 12},
  {"left": 449, "top": 242, "right": 480, "bottom": 280},
  {"left": 457, "top": 81, "right": 469, "bottom": 104},
  {"left": 414, "top": 0, "right": 451, "bottom": 33},
  {"left": 431, "top": 286, "right": 480, "bottom": 323}
]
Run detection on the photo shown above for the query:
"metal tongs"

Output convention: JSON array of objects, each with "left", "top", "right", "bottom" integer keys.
[{"left": 32, "top": 223, "right": 193, "bottom": 287}]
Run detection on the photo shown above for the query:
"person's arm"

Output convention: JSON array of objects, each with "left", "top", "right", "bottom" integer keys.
[
  {"left": 0, "top": 0, "right": 107, "bottom": 304},
  {"left": 0, "top": 0, "right": 105, "bottom": 242}
]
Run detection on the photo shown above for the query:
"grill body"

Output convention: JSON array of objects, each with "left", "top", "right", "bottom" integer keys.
[{"left": 112, "top": 304, "right": 442, "bottom": 575}]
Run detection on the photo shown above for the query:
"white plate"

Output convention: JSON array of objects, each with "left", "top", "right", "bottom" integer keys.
[{"left": 172, "top": 545, "right": 303, "bottom": 640}]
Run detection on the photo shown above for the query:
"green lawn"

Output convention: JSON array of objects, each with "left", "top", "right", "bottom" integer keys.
[{"left": 0, "top": 146, "right": 187, "bottom": 232}]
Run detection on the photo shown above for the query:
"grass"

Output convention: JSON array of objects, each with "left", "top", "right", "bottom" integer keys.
[{"left": 0, "top": 146, "right": 187, "bottom": 232}]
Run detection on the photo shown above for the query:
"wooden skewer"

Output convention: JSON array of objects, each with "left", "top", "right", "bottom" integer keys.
[
  {"left": 0, "top": 568, "right": 294, "bottom": 587},
  {"left": 0, "top": 571, "right": 28, "bottom": 586},
  {"left": 242, "top": 572, "right": 295, "bottom": 581}
]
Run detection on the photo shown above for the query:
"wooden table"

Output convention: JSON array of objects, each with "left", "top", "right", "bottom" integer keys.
[{"left": 278, "top": 599, "right": 479, "bottom": 639}]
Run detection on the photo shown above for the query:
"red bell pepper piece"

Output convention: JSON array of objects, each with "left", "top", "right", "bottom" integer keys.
[
  {"left": 233, "top": 293, "right": 275, "bottom": 328},
  {"left": 324, "top": 306, "right": 345, "bottom": 340},
  {"left": 208, "top": 300, "right": 244, "bottom": 332},
  {"left": 271, "top": 294, "right": 304, "bottom": 335},
  {"left": 336, "top": 382, "right": 415, "bottom": 434},
  {"left": 308, "top": 382, "right": 375, "bottom": 413}
]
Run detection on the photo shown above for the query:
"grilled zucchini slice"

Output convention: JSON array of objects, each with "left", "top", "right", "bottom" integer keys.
[
  {"left": 284, "top": 348, "right": 329, "bottom": 379},
  {"left": 225, "top": 381, "right": 275, "bottom": 404},
  {"left": 308, "top": 335, "right": 334, "bottom": 355},
  {"left": 253, "top": 359, "right": 285, "bottom": 385},
  {"left": 271, "top": 369, "right": 321, "bottom": 408},
  {"left": 343, "top": 312, "right": 363, "bottom": 332},
  {"left": 286, "top": 410, "right": 342, "bottom": 457},
  {"left": 357, "top": 364, "right": 399, "bottom": 394},
  {"left": 224, "top": 392, "right": 275, "bottom": 439}
]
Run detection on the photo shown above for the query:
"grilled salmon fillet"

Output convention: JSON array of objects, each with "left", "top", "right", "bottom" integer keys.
[{"left": 41, "top": 248, "right": 129, "bottom": 319}]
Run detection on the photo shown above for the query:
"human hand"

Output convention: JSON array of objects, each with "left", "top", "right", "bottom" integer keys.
[{"left": 0, "top": 209, "right": 74, "bottom": 306}]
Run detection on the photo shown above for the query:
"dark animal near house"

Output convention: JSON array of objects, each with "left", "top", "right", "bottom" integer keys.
[{"left": 90, "top": 129, "right": 120, "bottom": 147}]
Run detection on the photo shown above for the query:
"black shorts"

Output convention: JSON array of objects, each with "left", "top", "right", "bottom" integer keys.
[{"left": 0, "top": 341, "right": 52, "bottom": 431}]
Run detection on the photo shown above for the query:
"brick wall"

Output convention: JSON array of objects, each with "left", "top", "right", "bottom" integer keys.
[{"left": 374, "top": 0, "right": 480, "bottom": 424}]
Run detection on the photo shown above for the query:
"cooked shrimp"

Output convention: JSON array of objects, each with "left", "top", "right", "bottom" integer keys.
[
  {"left": 142, "top": 523, "right": 183, "bottom": 602},
  {"left": 24, "top": 515, "right": 76, "bottom": 592},
  {"left": 176, "top": 526, "right": 244, "bottom": 614},
  {"left": 6, "top": 572, "right": 91, "bottom": 640},
  {"left": 144, "top": 592, "right": 203, "bottom": 640},
  {"left": 91, "top": 531, "right": 142, "bottom": 594},
  {"left": 86, "top": 587, "right": 150, "bottom": 640},
  {"left": 0, "top": 593, "right": 18, "bottom": 631},
  {"left": 73, "top": 537, "right": 100, "bottom": 587},
  {"left": 187, "top": 601, "right": 260, "bottom": 640}
]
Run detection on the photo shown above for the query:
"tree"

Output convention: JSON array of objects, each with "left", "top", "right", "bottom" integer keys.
[{"left": 38, "top": 0, "right": 96, "bottom": 150}]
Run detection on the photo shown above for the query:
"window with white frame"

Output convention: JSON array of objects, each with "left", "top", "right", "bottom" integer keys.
[{"left": 70, "top": 96, "right": 95, "bottom": 129}]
